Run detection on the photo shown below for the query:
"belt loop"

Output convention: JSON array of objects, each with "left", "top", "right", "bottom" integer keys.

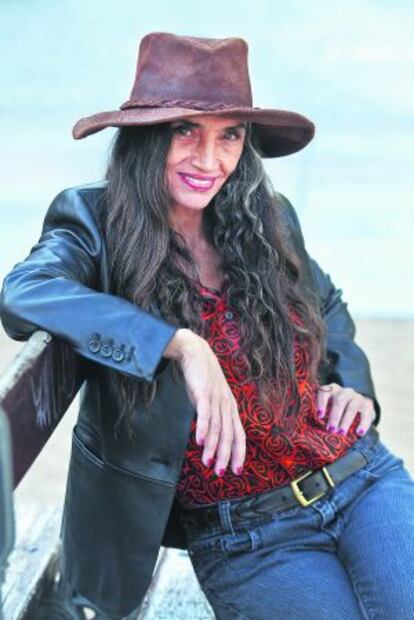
[{"left": 218, "top": 500, "right": 235, "bottom": 535}]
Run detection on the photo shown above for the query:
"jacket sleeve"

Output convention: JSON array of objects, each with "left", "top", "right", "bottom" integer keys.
[
  {"left": 277, "top": 193, "right": 381, "bottom": 427},
  {"left": 0, "top": 187, "right": 179, "bottom": 382}
]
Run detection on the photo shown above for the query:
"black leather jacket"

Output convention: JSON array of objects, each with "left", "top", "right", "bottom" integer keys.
[{"left": 0, "top": 182, "right": 380, "bottom": 617}]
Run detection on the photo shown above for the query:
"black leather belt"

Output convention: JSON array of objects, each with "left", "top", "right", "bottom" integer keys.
[{"left": 180, "top": 426, "right": 379, "bottom": 528}]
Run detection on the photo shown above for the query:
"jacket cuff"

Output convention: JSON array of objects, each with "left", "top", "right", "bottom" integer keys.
[{"left": 83, "top": 319, "right": 179, "bottom": 383}]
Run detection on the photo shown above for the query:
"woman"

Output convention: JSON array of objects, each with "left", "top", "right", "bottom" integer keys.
[{"left": 1, "top": 32, "right": 413, "bottom": 619}]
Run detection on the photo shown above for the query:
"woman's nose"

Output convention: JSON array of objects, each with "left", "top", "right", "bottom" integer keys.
[{"left": 192, "top": 136, "right": 219, "bottom": 170}]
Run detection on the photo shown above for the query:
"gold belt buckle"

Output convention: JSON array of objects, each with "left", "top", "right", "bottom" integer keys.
[{"left": 290, "top": 466, "right": 335, "bottom": 507}]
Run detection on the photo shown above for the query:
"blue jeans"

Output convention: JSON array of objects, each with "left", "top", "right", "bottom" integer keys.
[{"left": 180, "top": 427, "right": 414, "bottom": 619}]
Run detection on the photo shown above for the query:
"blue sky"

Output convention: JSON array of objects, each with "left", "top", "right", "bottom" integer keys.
[{"left": 1, "top": 0, "right": 413, "bottom": 317}]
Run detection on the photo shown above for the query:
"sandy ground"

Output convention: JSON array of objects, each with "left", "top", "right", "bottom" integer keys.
[{"left": 0, "top": 320, "right": 413, "bottom": 510}]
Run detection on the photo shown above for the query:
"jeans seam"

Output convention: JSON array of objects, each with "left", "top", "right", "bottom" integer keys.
[
  {"left": 203, "top": 583, "right": 254, "bottom": 620},
  {"left": 219, "top": 500, "right": 235, "bottom": 535},
  {"left": 336, "top": 546, "right": 376, "bottom": 620}
]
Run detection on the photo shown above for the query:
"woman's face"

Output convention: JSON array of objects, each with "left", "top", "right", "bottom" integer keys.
[{"left": 166, "top": 114, "right": 247, "bottom": 216}]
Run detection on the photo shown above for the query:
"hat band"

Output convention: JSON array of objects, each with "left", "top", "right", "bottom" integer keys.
[{"left": 119, "top": 97, "right": 250, "bottom": 111}]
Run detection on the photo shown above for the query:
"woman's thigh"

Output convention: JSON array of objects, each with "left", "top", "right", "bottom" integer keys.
[
  {"left": 194, "top": 547, "right": 364, "bottom": 620},
  {"left": 337, "top": 440, "right": 414, "bottom": 620},
  {"left": 185, "top": 431, "right": 414, "bottom": 620},
  {"left": 187, "top": 505, "right": 365, "bottom": 620}
]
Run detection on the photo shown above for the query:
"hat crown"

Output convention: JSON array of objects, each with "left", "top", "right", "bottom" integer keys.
[{"left": 123, "top": 32, "right": 253, "bottom": 108}]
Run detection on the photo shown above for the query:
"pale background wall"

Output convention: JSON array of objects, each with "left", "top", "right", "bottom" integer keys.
[{"left": 0, "top": 0, "right": 413, "bottom": 507}]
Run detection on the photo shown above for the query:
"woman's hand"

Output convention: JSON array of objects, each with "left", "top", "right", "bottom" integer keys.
[
  {"left": 163, "top": 329, "right": 246, "bottom": 476},
  {"left": 316, "top": 383, "right": 376, "bottom": 437}
]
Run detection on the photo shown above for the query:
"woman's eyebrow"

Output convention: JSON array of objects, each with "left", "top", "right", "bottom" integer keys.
[
  {"left": 174, "top": 120, "right": 247, "bottom": 130},
  {"left": 227, "top": 122, "right": 248, "bottom": 131}
]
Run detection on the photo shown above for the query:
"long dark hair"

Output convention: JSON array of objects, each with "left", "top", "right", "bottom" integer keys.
[{"left": 101, "top": 121, "right": 327, "bottom": 435}]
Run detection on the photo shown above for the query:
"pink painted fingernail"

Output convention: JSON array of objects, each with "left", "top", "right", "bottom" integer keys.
[
  {"left": 317, "top": 409, "right": 324, "bottom": 418},
  {"left": 207, "top": 457, "right": 214, "bottom": 467},
  {"left": 236, "top": 466, "right": 243, "bottom": 475},
  {"left": 327, "top": 425, "right": 337, "bottom": 433},
  {"left": 357, "top": 428, "right": 365, "bottom": 436},
  {"left": 197, "top": 437, "right": 205, "bottom": 446},
  {"left": 337, "top": 428, "right": 346, "bottom": 436},
  {"left": 217, "top": 468, "right": 225, "bottom": 477}
]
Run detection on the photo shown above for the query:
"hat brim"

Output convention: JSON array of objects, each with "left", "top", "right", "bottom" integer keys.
[{"left": 72, "top": 106, "right": 314, "bottom": 157}]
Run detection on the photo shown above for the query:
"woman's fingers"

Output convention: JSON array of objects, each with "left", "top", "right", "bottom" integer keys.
[
  {"left": 195, "top": 393, "right": 211, "bottom": 447},
  {"left": 179, "top": 332, "right": 246, "bottom": 476},
  {"left": 356, "top": 405, "right": 376, "bottom": 436},
  {"left": 230, "top": 408, "right": 246, "bottom": 475},
  {"left": 212, "top": 393, "right": 234, "bottom": 476},
  {"left": 335, "top": 393, "right": 366, "bottom": 435},
  {"left": 201, "top": 391, "right": 221, "bottom": 467},
  {"left": 325, "top": 386, "right": 355, "bottom": 432},
  {"left": 316, "top": 383, "right": 376, "bottom": 437},
  {"left": 200, "top": 389, "right": 246, "bottom": 476},
  {"left": 315, "top": 383, "right": 335, "bottom": 419}
]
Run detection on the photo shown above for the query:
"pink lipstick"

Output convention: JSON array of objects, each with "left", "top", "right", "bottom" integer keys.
[{"left": 178, "top": 173, "right": 216, "bottom": 191}]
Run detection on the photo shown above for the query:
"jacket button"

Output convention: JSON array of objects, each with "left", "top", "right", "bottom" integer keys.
[
  {"left": 100, "top": 344, "right": 113, "bottom": 358},
  {"left": 224, "top": 311, "right": 234, "bottom": 320},
  {"left": 88, "top": 339, "right": 101, "bottom": 353},
  {"left": 112, "top": 349, "right": 125, "bottom": 363}
]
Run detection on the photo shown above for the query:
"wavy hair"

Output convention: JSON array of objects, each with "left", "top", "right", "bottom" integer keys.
[{"left": 101, "top": 122, "right": 328, "bottom": 436}]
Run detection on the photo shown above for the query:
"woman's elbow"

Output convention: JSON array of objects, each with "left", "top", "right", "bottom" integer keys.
[{"left": 0, "top": 274, "right": 38, "bottom": 341}]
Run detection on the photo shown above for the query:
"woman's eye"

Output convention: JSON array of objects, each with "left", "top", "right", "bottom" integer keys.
[
  {"left": 172, "top": 125, "right": 192, "bottom": 136},
  {"left": 224, "top": 130, "right": 241, "bottom": 141}
]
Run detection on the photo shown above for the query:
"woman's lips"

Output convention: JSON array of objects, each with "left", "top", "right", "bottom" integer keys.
[{"left": 178, "top": 173, "right": 216, "bottom": 191}]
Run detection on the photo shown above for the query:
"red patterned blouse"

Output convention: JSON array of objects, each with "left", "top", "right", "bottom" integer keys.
[{"left": 176, "top": 283, "right": 362, "bottom": 507}]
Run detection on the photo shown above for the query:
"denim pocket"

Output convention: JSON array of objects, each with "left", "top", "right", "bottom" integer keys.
[
  {"left": 187, "top": 534, "right": 228, "bottom": 586},
  {"left": 187, "top": 532, "right": 226, "bottom": 556},
  {"left": 182, "top": 516, "right": 227, "bottom": 556}
]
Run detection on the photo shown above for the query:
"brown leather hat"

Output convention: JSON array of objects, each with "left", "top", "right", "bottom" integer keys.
[{"left": 72, "top": 31, "right": 315, "bottom": 157}]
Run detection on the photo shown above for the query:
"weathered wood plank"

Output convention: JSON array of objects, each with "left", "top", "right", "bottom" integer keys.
[
  {"left": 0, "top": 332, "right": 50, "bottom": 402},
  {"left": 0, "top": 410, "right": 15, "bottom": 588},
  {"left": 0, "top": 330, "right": 83, "bottom": 487},
  {"left": 138, "top": 548, "right": 214, "bottom": 620},
  {"left": 2, "top": 503, "right": 62, "bottom": 620},
  {"left": 1, "top": 499, "right": 215, "bottom": 620}
]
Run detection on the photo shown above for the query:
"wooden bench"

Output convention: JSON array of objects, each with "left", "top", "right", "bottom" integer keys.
[{"left": 0, "top": 330, "right": 214, "bottom": 619}]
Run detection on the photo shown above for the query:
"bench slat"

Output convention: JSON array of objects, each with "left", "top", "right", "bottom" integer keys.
[
  {"left": 0, "top": 331, "right": 83, "bottom": 488},
  {"left": 2, "top": 503, "right": 62, "bottom": 620},
  {"left": 138, "top": 548, "right": 214, "bottom": 620}
]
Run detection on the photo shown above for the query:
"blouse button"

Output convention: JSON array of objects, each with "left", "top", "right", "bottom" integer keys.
[{"left": 224, "top": 311, "right": 234, "bottom": 320}]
